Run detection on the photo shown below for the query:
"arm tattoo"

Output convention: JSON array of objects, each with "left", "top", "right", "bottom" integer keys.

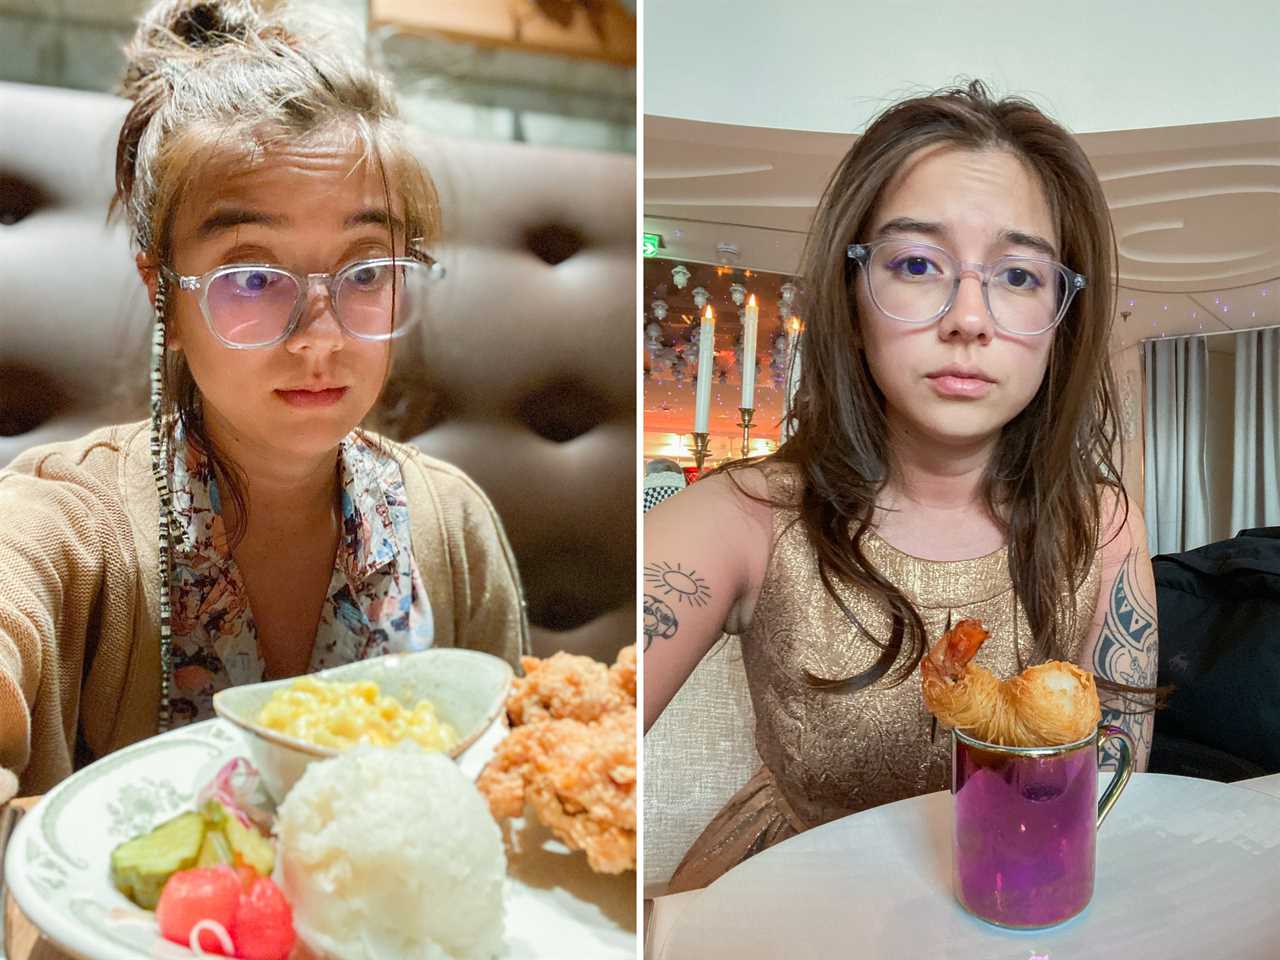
[
  {"left": 644, "top": 561, "right": 712, "bottom": 606},
  {"left": 642, "top": 561, "right": 711, "bottom": 651},
  {"left": 643, "top": 594, "right": 678, "bottom": 651},
  {"left": 1094, "top": 551, "right": 1158, "bottom": 769}
]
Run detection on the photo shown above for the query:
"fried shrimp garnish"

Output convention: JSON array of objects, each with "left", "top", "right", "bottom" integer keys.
[
  {"left": 478, "top": 645, "right": 637, "bottom": 873},
  {"left": 921, "top": 619, "right": 1101, "bottom": 747}
]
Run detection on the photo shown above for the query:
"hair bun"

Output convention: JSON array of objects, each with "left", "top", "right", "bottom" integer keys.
[
  {"left": 169, "top": 0, "right": 261, "bottom": 45},
  {"left": 150, "top": 0, "right": 261, "bottom": 47},
  {"left": 121, "top": 0, "right": 269, "bottom": 99}
]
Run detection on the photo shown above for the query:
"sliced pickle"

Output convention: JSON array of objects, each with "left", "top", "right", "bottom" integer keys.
[
  {"left": 109, "top": 811, "right": 205, "bottom": 910},
  {"left": 195, "top": 826, "right": 234, "bottom": 868},
  {"left": 203, "top": 799, "right": 275, "bottom": 876}
]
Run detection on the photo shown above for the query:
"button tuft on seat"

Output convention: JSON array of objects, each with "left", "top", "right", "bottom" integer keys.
[
  {"left": 516, "top": 378, "right": 608, "bottom": 443},
  {"left": 0, "top": 175, "right": 45, "bottom": 226},
  {"left": 530, "top": 591, "right": 605, "bottom": 632},
  {"left": 0, "top": 365, "right": 66, "bottom": 436},
  {"left": 524, "top": 224, "right": 583, "bottom": 266},
  {"left": 524, "top": 547, "right": 631, "bottom": 631}
]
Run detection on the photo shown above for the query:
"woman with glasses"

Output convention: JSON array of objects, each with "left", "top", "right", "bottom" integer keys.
[
  {"left": 645, "top": 81, "right": 1161, "bottom": 892},
  {"left": 0, "top": 0, "right": 526, "bottom": 794}
]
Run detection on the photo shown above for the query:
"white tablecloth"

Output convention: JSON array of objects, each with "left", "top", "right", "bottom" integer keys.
[
  {"left": 648, "top": 771, "right": 1280, "bottom": 960},
  {"left": 1235, "top": 771, "right": 1280, "bottom": 799}
]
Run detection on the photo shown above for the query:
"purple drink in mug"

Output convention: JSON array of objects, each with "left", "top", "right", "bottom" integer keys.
[{"left": 951, "top": 723, "right": 1134, "bottom": 928}]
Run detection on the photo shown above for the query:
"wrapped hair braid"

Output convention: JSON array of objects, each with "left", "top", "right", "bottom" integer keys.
[{"left": 149, "top": 273, "right": 175, "bottom": 733}]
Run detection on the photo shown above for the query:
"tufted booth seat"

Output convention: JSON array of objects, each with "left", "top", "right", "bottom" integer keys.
[{"left": 0, "top": 80, "right": 635, "bottom": 661}]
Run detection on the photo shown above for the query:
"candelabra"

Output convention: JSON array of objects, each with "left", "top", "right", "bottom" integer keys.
[
  {"left": 737, "top": 408, "right": 755, "bottom": 458},
  {"left": 690, "top": 431, "right": 712, "bottom": 473}
]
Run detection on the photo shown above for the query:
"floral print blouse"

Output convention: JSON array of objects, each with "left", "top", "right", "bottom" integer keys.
[{"left": 165, "top": 424, "right": 434, "bottom": 726}]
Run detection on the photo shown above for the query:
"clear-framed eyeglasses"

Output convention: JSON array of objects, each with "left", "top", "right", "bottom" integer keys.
[
  {"left": 847, "top": 238, "right": 1086, "bottom": 337},
  {"left": 160, "top": 251, "right": 446, "bottom": 349}
]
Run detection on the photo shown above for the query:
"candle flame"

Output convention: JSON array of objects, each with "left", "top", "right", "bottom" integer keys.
[
  {"left": 748, "top": 293, "right": 757, "bottom": 307},
  {"left": 704, "top": 305, "right": 714, "bottom": 321},
  {"left": 788, "top": 316, "right": 801, "bottom": 334}
]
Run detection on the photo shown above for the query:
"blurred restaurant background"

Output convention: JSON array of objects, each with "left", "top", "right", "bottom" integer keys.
[
  {"left": 641, "top": 3, "right": 1279, "bottom": 557},
  {"left": 0, "top": 0, "right": 635, "bottom": 151},
  {"left": 0, "top": 0, "right": 637, "bottom": 662}
]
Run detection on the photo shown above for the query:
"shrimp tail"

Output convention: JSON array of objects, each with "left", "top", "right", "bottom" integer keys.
[
  {"left": 939, "top": 619, "right": 989, "bottom": 678},
  {"left": 921, "top": 619, "right": 999, "bottom": 740}
]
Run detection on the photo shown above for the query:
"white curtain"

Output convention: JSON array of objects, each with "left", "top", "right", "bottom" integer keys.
[
  {"left": 1231, "top": 327, "right": 1280, "bottom": 533},
  {"left": 1143, "top": 336, "right": 1211, "bottom": 555}
]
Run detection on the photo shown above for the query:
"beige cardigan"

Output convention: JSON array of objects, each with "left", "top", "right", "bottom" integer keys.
[{"left": 0, "top": 422, "right": 529, "bottom": 795}]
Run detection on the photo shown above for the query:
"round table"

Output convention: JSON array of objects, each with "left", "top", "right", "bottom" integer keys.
[{"left": 655, "top": 773, "right": 1280, "bottom": 960}]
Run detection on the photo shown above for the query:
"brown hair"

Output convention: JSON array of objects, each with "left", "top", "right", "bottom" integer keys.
[
  {"left": 112, "top": 0, "right": 439, "bottom": 545},
  {"left": 744, "top": 81, "right": 1152, "bottom": 705}
]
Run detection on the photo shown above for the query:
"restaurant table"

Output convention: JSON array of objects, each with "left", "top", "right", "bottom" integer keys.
[{"left": 649, "top": 772, "right": 1280, "bottom": 960}]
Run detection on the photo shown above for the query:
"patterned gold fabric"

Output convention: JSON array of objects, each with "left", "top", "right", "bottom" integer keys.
[{"left": 667, "top": 470, "right": 1101, "bottom": 893}]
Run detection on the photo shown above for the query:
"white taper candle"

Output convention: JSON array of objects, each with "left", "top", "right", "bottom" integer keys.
[
  {"left": 694, "top": 305, "right": 715, "bottom": 434},
  {"left": 740, "top": 294, "right": 759, "bottom": 408}
]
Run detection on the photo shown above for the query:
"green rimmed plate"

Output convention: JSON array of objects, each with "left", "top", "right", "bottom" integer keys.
[{"left": 4, "top": 719, "right": 635, "bottom": 959}]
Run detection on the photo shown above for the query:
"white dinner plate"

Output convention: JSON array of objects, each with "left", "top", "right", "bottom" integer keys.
[
  {"left": 659, "top": 772, "right": 1280, "bottom": 960},
  {"left": 4, "top": 719, "right": 635, "bottom": 959}
]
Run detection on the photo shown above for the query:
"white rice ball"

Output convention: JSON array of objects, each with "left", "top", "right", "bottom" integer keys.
[{"left": 274, "top": 743, "right": 505, "bottom": 960}]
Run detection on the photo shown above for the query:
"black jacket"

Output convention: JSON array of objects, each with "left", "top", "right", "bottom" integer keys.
[{"left": 1150, "top": 527, "right": 1280, "bottom": 780}]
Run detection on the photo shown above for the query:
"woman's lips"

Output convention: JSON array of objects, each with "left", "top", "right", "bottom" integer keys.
[
  {"left": 275, "top": 387, "right": 349, "bottom": 408},
  {"left": 927, "top": 375, "right": 993, "bottom": 399}
]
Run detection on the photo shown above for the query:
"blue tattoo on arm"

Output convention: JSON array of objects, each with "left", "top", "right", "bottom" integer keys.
[{"left": 1094, "top": 551, "right": 1158, "bottom": 768}]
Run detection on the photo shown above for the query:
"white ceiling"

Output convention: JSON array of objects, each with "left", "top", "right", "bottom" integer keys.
[
  {"left": 644, "top": 115, "right": 1280, "bottom": 350},
  {"left": 644, "top": 0, "right": 1280, "bottom": 135}
]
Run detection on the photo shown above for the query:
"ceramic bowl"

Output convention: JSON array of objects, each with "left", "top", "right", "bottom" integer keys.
[{"left": 212, "top": 648, "right": 513, "bottom": 802}]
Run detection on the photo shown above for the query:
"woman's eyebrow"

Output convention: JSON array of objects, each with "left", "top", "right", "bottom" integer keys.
[
  {"left": 343, "top": 208, "right": 405, "bottom": 234},
  {"left": 875, "top": 216, "right": 945, "bottom": 239},
  {"left": 999, "top": 229, "right": 1057, "bottom": 259},
  {"left": 192, "top": 207, "right": 404, "bottom": 239},
  {"left": 875, "top": 218, "right": 1059, "bottom": 259},
  {"left": 195, "top": 207, "right": 283, "bottom": 238}
]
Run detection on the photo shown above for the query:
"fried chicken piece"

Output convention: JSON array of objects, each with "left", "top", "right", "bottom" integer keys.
[
  {"left": 506, "top": 646, "right": 635, "bottom": 725},
  {"left": 609, "top": 644, "right": 636, "bottom": 702},
  {"left": 477, "top": 706, "right": 636, "bottom": 874},
  {"left": 481, "top": 645, "right": 638, "bottom": 872}
]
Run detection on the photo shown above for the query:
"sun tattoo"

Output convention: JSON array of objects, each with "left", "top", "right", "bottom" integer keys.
[{"left": 644, "top": 561, "right": 712, "bottom": 607}]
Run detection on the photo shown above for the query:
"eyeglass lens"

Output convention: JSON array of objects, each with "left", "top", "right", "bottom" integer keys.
[
  {"left": 867, "top": 241, "right": 1069, "bottom": 334},
  {"left": 204, "top": 260, "right": 433, "bottom": 346}
]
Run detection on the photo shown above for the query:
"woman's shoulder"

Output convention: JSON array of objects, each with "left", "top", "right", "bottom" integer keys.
[
  {"left": 647, "top": 460, "right": 794, "bottom": 566},
  {"left": 662, "top": 458, "right": 800, "bottom": 516},
  {"left": 0, "top": 422, "right": 151, "bottom": 568},
  {"left": 3, "top": 421, "right": 149, "bottom": 491},
  {"left": 1094, "top": 483, "right": 1147, "bottom": 557}
]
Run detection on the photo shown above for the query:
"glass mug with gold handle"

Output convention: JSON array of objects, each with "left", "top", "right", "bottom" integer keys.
[{"left": 951, "top": 723, "right": 1135, "bottom": 928}]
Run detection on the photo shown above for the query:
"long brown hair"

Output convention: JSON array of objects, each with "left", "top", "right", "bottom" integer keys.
[
  {"left": 751, "top": 81, "right": 1136, "bottom": 697},
  {"left": 111, "top": 0, "right": 440, "bottom": 546}
]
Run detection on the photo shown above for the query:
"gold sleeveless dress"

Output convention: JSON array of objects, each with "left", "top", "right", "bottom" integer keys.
[{"left": 667, "top": 473, "right": 1101, "bottom": 893}]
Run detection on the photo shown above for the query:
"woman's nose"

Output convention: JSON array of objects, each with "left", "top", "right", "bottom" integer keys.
[
  {"left": 937, "top": 271, "right": 993, "bottom": 343},
  {"left": 286, "top": 283, "right": 345, "bottom": 353}
]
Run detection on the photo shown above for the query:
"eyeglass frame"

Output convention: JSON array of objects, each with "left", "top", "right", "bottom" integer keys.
[
  {"left": 158, "top": 246, "right": 446, "bottom": 350},
  {"left": 846, "top": 238, "right": 1086, "bottom": 337}
]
